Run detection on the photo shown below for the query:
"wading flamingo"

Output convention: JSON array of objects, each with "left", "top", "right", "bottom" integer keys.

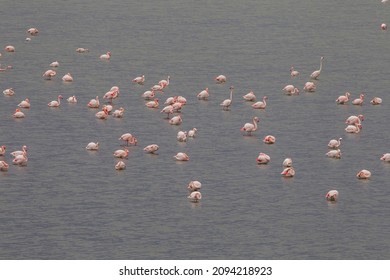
[
  {"left": 328, "top": 137, "right": 342, "bottom": 149},
  {"left": 370, "top": 97, "right": 382, "bottom": 105},
  {"left": 356, "top": 169, "right": 371, "bottom": 179},
  {"left": 215, "top": 74, "right": 226, "bottom": 84},
  {"left": 87, "top": 96, "right": 100, "bottom": 108},
  {"left": 263, "top": 135, "right": 276, "bottom": 144},
  {"left": 169, "top": 115, "right": 182, "bottom": 125},
  {"left": 42, "top": 69, "right": 56, "bottom": 80},
  {"left": 220, "top": 86, "right": 234, "bottom": 110},
  {"left": 143, "top": 144, "right": 159, "bottom": 154},
  {"left": 48, "top": 95, "right": 63, "bottom": 107},
  {"left": 336, "top": 92, "right": 351, "bottom": 104},
  {"left": 380, "top": 153, "right": 390, "bottom": 162},
  {"left": 0, "top": 161, "right": 9, "bottom": 171},
  {"left": 256, "top": 152, "right": 271, "bottom": 164},
  {"left": 310, "top": 56, "right": 324, "bottom": 80},
  {"left": 13, "top": 108, "right": 25, "bottom": 118},
  {"left": 18, "top": 98, "right": 30, "bottom": 108},
  {"left": 174, "top": 152, "right": 189, "bottom": 161},
  {"left": 282, "top": 158, "right": 293, "bottom": 167},
  {"left": 345, "top": 114, "right": 364, "bottom": 125},
  {"left": 241, "top": 116, "right": 260, "bottom": 136},
  {"left": 252, "top": 96, "right": 268, "bottom": 109},
  {"left": 119, "top": 133, "right": 138, "bottom": 146},
  {"left": 326, "top": 149, "right": 341, "bottom": 159},
  {"left": 100, "top": 51, "right": 111, "bottom": 60},
  {"left": 188, "top": 181, "right": 202, "bottom": 192},
  {"left": 326, "top": 190, "right": 339, "bottom": 202},
  {"left": 290, "top": 66, "right": 299, "bottom": 77},
  {"left": 352, "top": 93, "right": 364, "bottom": 105},
  {"left": 113, "top": 148, "right": 129, "bottom": 159},
  {"left": 115, "top": 161, "right": 126, "bottom": 170},
  {"left": 281, "top": 167, "right": 295, "bottom": 177},
  {"left": 188, "top": 191, "right": 202, "bottom": 202},
  {"left": 197, "top": 88, "right": 209, "bottom": 100},
  {"left": 132, "top": 75, "right": 145, "bottom": 85},
  {"left": 243, "top": 91, "right": 256, "bottom": 102},
  {"left": 85, "top": 142, "right": 99, "bottom": 150}
]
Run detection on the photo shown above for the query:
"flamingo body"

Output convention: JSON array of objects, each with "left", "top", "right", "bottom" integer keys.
[
  {"left": 326, "top": 190, "right": 339, "bottom": 202},
  {"left": 86, "top": 142, "right": 99, "bottom": 150},
  {"left": 356, "top": 169, "right": 371, "bottom": 179},
  {"left": 256, "top": 152, "right": 270, "bottom": 164},
  {"left": 143, "top": 144, "right": 159, "bottom": 154},
  {"left": 188, "top": 191, "right": 202, "bottom": 202},
  {"left": 174, "top": 152, "right": 189, "bottom": 161}
]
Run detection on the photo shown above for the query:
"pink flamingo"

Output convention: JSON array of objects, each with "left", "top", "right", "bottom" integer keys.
[
  {"left": 160, "top": 105, "right": 174, "bottom": 119},
  {"left": 174, "top": 152, "right": 189, "bottom": 161},
  {"left": 27, "top": 27, "right": 39, "bottom": 35},
  {"left": 67, "top": 95, "right": 77, "bottom": 103},
  {"left": 290, "top": 66, "right": 299, "bottom": 77},
  {"left": 143, "top": 144, "right": 159, "bottom": 154},
  {"left": 62, "top": 72, "right": 73, "bottom": 82},
  {"left": 42, "top": 69, "right": 56, "bottom": 80},
  {"left": 176, "top": 96, "right": 187, "bottom": 104},
  {"left": 142, "top": 90, "right": 156, "bottom": 100},
  {"left": 151, "top": 84, "right": 164, "bottom": 93},
  {"left": 345, "top": 114, "right": 364, "bottom": 125},
  {"left": 303, "top": 81, "right": 316, "bottom": 92},
  {"left": 241, "top": 116, "right": 260, "bottom": 135},
  {"left": 18, "top": 98, "right": 30, "bottom": 108},
  {"left": 310, "top": 56, "right": 324, "bottom": 80},
  {"left": 103, "top": 87, "right": 119, "bottom": 104},
  {"left": 188, "top": 128, "right": 198, "bottom": 138},
  {"left": 336, "top": 92, "right": 351, "bottom": 104},
  {"left": 282, "top": 85, "right": 299, "bottom": 95},
  {"left": 282, "top": 158, "right": 292, "bottom": 167},
  {"left": 252, "top": 96, "right": 268, "bottom": 109},
  {"left": 380, "top": 153, "right": 390, "bottom": 162},
  {"left": 100, "top": 51, "right": 111, "bottom": 60},
  {"left": 352, "top": 93, "right": 364, "bottom": 105},
  {"left": 188, "top": 191, "right": 202, "bottom": 202},
  {"left": 328, "top": 137, "right": 342, "bottom": 149},
  {"left": 370, "top": 97, "right": 382, "bottom": 105},
  {"left": 95, "top": 107, "right": 109, "bottom": 119},
  {"left": 119, "top": 133, "right": 138, "bottom": 146},
  {"left": 0, "top": 145, "right": 6, "bottom": 156},
  {"left": 87, "top": 96, "right": 100, "bottom": 108},
  {"left": 158, "top": 76, "right": 170, "bottom": 88},
  {"left": 187, "top": 181, "right": 202, "bottom": 192},
  {"left": 243, "top": 91, "right": 256, "bottom": 102},
  {"left": 50, "top": 61, "right": 59, "bottom": 67},
  {"left": 115, "top": 161, "right": 126, "bottom": 170},
  {"left": 197, "top": 88, "right": 209, "bottom": 100},
  {"left": 145, "top": 98, "right": 159, "bottom": 108},
  {"left": 220, "top": 86, "right": 234, "bottom": 110},
  {"left": 113, "top": 149, "right": 129, "bottom": 159},
  {"left": 164, "top": 96, "right": 177, "bottom": 105},
  {"left": 356, "top": 169, "right": 371, "bottom": 179},
  {"left": 177, "top": 131, "right": 188, "bottom": 142},
  {"left": 76, "top": 47, "right": 89, "bottom": 53},
  {"left": 169, "top": 115, "right": 182, "bottom": 125},
  {"left": 281, "top": 167, "right": 295, "bottom": 177},
  {"left": 85, "top": 142, "right": 99, "bottom": 150},
  {"left": 3, "top": 88, "right": 15, "bottom": 96},
  {"left": 112, "top": 107, "right": 125, "bottom": 118},
  {"left": 13, "top": 108, "right": 25, "bottom": 118},
  {"left": 132, "top": 75, "right": 145, "bottom": 85},
  {"left": 263, "top": 135, "right": 276, "bottom": 144},
  {"left": 345, "top": 123, "right": 362, "bottom": 133},
  {"left": 5, "top": 45, "right": 15, "bottom": 52},
  {"left": 10, "top": 146, "right": 27, "bottom": 157},
  {"left": 381, "top": 23, "right": 387, "bottom": 30},
  {"left": 215, "top": 74, "right": 226, "bottom": 84},
  {"left": 13, "top": 154, "right": 28, "bottom": 166},
  {"left": 48, "top": 95, "right": 63, "bottom": 107},
  {"left": 172, "top": 102, "right": 183, "bottom": 112},
  {"left": 256, "top": 152, "right": 271, "bottom": 164},
  {"left": 326, "top": 149, "right": 341, "bottom": 159},
  {"left": 326, "top": 190, "right": 339, "bottom": 202},
  {"left": 0, "top": 160, "right": 9, "bottom": 171}
]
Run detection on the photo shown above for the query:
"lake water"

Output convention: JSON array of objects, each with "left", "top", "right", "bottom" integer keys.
[{"left": 0, "top": 0, "right": 390, "bottom": 259}]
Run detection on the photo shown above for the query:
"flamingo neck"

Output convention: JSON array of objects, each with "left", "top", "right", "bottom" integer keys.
[{"left": 253, "top": 118, "right": 258, "bottom": 130}]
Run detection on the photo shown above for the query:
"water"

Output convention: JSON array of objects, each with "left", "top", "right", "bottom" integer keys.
[{"left": 0, "top": 0, "right": 390, "bottom": 259}]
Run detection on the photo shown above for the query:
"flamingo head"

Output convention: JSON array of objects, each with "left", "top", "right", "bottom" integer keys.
[{"left": 58, "top": 95, "right": 63, "bottom": 99}]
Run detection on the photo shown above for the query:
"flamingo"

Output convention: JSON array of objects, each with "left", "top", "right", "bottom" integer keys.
[
  {"left": 241, "top": 116, "right": 260, "bottom": 135},
  {"left": 48, "top": 95, "right": 63, "bottom": 107},
  {"left": 380, "top": 153, "right": 390, "bottom": 162},
  {"left": 100, "top": 51, "right": 111, "bottom": 60},
  {"left": 328, "top": 137, "right": 342, "bottom": 149},
  {"left": 243, "top": 90, "right": 256, "bottom": 102},
  {"left": 95, "top": 107, "right": 109, "bottom": 119},
  {"left": 18, "top": 98, "right": 30, "bottom": 108},
  {"left": 252, "top": 96, "right": 268, "bottom": 109},
  {"left": 171, "top": 102, "right": 183, "bottom": 112},
  {"left": 282, "top": 158, "right": 292, "bottom": 167},
  {"left": 115, "top": 161, "right": 126, "bottom": 170},
  {"left": 87, "top": 96, "right": 100, "bottom": 108},
  {"left": 176, "top": 96, "right": 187, "bottom": 104},
  {"left": 188, "top": 128, "right": 198, "bottom": 137},
  {"left": 345, "top": 123, "right": 362, "bottom": 133},
  {"left": 188, "top": 191, "right": 202, "bottom": 202},
  {"left": 42, "top": 69, "right": 56, "bottom": 80},
  {"left": 103, "top": 88, "right": 119, "bottom": 104},
  {"left": 381, "top": 23, "right": 387, "bottom": 30},
  {"left": 145, "top": 98, "right": 159, "bottom": 108},
  {"left": 310, "top": 56, "right": 324, "bottom": 80},
  {"left": 151, "top": 84, "right": 164, "bottom": 93},
  {"left": 169, "top": 115, "right": 182, "bottom": 125},
  {"left": 76, "top": 47, "right": 89, "bottom": 53},
  {"left": 356, "top": 169, "right": 371, "bottom": 179},
  {"left": 174, "top": 152, "right": 189, "bottom": 161},
  {"left": 27, "top": 27, "right": 39, "bottom": 35},
  {"left": 188, "top": 181, "right": 202, "bottom": 192},
  {"left": 119, "top": 133, "right": 138, "bottom": 146},
  {"left": 13, "top": 108, "right": 25, "bottom": 118},
  {"left": 12, "top": 154, "right": 28, "bottom": 166},
  {"left": 160, "top": 105, "right": 174, "bottom": 119},
  {"left": 132, "top": 75, "right": 145, "bottom": 85},
  {"left": 102, "top": 104, "right": 112, "bottom": 114},
  {"left": 256, "top": 152, "right": 271, "bottom": 164},
  {"left": 86, "top": 142, "right": 99, "bottom": 150},
  {"left": 141, "top": 90, "right": 155, "bottom": 100},
  {"left": 197, "top": 88, "right": 209, "bottom": 100},
  {"left": 290, "top": 66, "right": 299, "bottom": 77},
  {"left": 113, "top": 148, "right": 129, "bottom": 159},
  {"left": 303, "top": 81, "right": 316, "bottom": 92},
  {"left": 336, "top": 92, "right": 351, "bottom": 104},
  {"left": 0, "top": 146, "right": 6, "bottom": 156},
  {"left": 352, "top": 93, "right": 364, "bottom": 105},
  {"left": 326, "top": 149, "right": 341, "bottom": 159},
  {"left": 143, "top": 144, "right": 159, "bottom": 154},
  {"left": 158, "top": 76, "right": 170, "bottom": 88},
  {"left": 0, "top": 161, "right": 9, "bottom": 171},
  {"left": 326, "top": 190, "right": 339, "bottom": 202},
  {"left": 263, "top": 135, "right": 276, "bottom": 144},
  {"left": 3, "top": 88, "right": 15, "bottom": 96},
  {"left": 10, "top": 145, "right": 27, "bottom": 157},
  {"left": 281, "top": 167, "right": 295, "bottom": 177},
  {"left": 220, "top": 86, "right": 234, "bottom": 110},
  {"left": 177, "top": 131, "right": 187, "bottom": 142},
  {"left": 5, "top": 45, "right": 15, "bottom": 52},
  {"left": 370, "top": 97, "right": 382, "bottom": 105},
  {"left": 164, "top": 96, "right": 177, "bottom": 105},
  {"left": 112, "top": 107, "right": 125, "bottom": 118},
  {"left": 67, "top": 95, "right": 77, "bottom": 103},
  {"left": 282, "top": 85, "right": 299, "bottom": 95},
  {"left": 62, "top": 73, "right": 73, "bottom": 82},
  {"left": 345, "top": 114, "right": 364, "bottom": 125},
  {"left": 215, "top": 74, "right": 226, "bottom": 84},
  {"left": 49, "top": 61, "right": 59, "bottom": 67}
]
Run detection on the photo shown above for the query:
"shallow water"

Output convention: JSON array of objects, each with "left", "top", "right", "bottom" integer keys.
[{"left": 0, "top": 0, "right": 389, "bottom": 259}]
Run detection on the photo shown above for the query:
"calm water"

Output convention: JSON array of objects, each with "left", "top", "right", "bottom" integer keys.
[{"left": 0, "top": 0, "right": 390, "bottom": 259}]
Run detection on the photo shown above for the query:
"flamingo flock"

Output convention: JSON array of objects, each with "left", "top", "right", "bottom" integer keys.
[{"left": 1, "top": 16, "right": 388, "bottom": 207}]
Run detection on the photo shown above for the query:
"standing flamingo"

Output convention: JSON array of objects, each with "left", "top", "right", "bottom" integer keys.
[
  {"left": 252, "top": 96, "right": 268, "bottom": 109},
  {"left": 112, "top": 107, "right": 125, "bottom": 118},
  {"left": 119, "top": 133, "right": 138, "bottom": 146},
  {"left": 336, "top": 92, "right": 351, "bottom": 104},
  {"left": 240, "top": 116, "right": 260, "bottom": 135},
  {"left": 220, "top": 86, "right": 234, "bottom": 110},
  {"left": 177, "top": 131, "right": 188, "bottom": 142},
  {"left": 12, "top": 154, "right": 28, "bottom": 166},
  {"left": 310, "top": 56, "right": 324, "bottom": 80},
  {"left": 3, "top": 88, "right": 15, "bottom": 96},
  {"left": 48, "top": 95, "right": 63, "bottom": 107},
  {"left": 132, "top": 75, "right": 145, "bottom": 85},
  {"left": 197, "top": 88, "right": 209, "bottom": 100},
  {"left": 100, "top": 51, "right": 111, "bottom": 60},
  {"left": 326, "top": 190, "right": 339, "bottom": 202},
  {"left": 50, "top": 61, "right": 59, "bottom": 67},
  {"left": 10, "top": 145, "right": 28, "bottom": 157},
  {"left": 282, "top": 85, "right": 299, "bottom": 95},
  {"left": 328, "top": 137, "right": 342, "bottom": 149},
  {"left": 158, "top": 76, "right": 170, "bottom": 88},
  {"left": 95, "top": 107, "right": 109, "bottom": 119},
  {"left": 352, "top": 93, "right": 364, "bottom": 105},
  {"left": 145, "top": 98, "right": 159, "bottom": 108},
  {"left": 142, "top": 90, "right": 156, "bottom": 100},
  {"left": 113, "top": 148, "right": 129, "bottom": 158},
  {"left": 188, "top": 128, "right": 198, "bottom": 137},
  {"left": 143, "top": 144, "right": 159, "bottom": 154},
  {"left": 160, "top": 105, "right": 174, "bottom": 119}
]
